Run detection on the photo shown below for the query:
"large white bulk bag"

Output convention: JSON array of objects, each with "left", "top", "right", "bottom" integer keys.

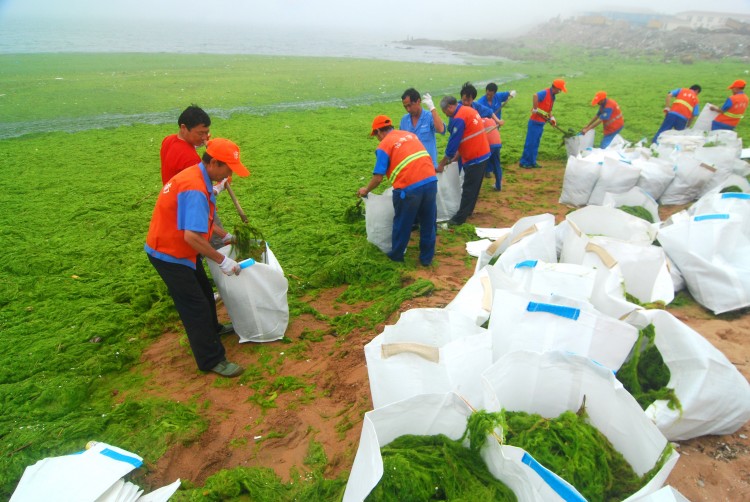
[
  {"left": 564, "top": 129, "right": 595, "bottom": 157},
  {"left": 625, "top": 309, "right": 750, "bottom": 440},
  {"left": 658, "top": 156, "right": 715, "bottom": 205},
  {"left": 559, "top": 155, "right": 600, "bottom": 207},
  {"left": 602, "top": 186, "right": 661, "bottom": 224},
  {"left": 488, "top": 290, "right": 637, "bottom": 370},
  {"left": 634, "top": 157, "right": 676, "bottom": 201},
  {"left": 588, "top": 156, "right": 642, "bottom": 205},
  {"left": 482, "top": 351, "right": 679, "bottom": 501},
  {"left": 208, "top": 244, "right": 288, "bottom": 342},
  {"left": 363, "top": 187, "right": 393, "bottom": 253},
  {"left": 689, "top": 102, "right": 719, "bottom": 131},
  {"left": 565, "top": 204, "right": 657, "bottom": 245},
  {"left": 436, "top": 161, "right": 462, "bottom": 222},
  {"left": 689, "top": 191, "right": 750, "bottom": 218},
  {"left": 364, "top": 308, "right": 492, "bottom": 409},
  {"left": 657, "top": 211, "right": 750, "bottom": 314}
]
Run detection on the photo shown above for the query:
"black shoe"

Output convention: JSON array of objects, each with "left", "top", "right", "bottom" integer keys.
[
  {"left": 484, "top": 172, "right": 492, "bottom": 178},
  {"left": 447, "top": 218, "right": 463, "bottom": 226},
  {"left": 411, "top": 223, "right": 420, "bottom": 231},
  {"left": 217, "top": 323, "right": 234, "bottom": 336},
  {"left": 531, "top": 163, "right": 543, "bottom": 169}
]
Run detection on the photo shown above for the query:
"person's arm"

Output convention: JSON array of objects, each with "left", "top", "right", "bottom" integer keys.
[
  {"left": 664, "top": 91, "right": 675, "bottom": 113},
  {"left": 432, "top": 108, "right": 446, "bottom": 134},
  {"left": 687, "top": 104, "right": 701, "bottom": 128},
  {"left": 185, "top": 230, "right": 227, "bottom": 265},
  {"left": 357, "top": 174, "right": 384, "bottom": 197},
  {"left": 531, "top": 93, "right": 540, "bottom": 114},
  {"left": 582, "top": 117, "right": 602, "bottom": 133}
]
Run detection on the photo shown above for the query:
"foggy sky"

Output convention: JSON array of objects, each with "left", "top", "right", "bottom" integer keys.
[{"left": 2, "top": 0, "right": 750, "bottom": 40}]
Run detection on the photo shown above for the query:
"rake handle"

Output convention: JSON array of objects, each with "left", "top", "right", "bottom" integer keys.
[{"left": 225, "top": 184, "right": 248, "bottom": 224}]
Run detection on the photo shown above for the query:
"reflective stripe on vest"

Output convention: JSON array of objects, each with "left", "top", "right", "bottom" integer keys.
[
  {"left": 672, "top": 99, "right": 694, "bottom": 113},
  {"left": 723, "top": 111, "right": 744, "bottom": 119},
  {"left": 460, "top": 128, "right": 487, "bottom": 144},
  {"left": 387, "top": 150, "right": 431, "bottom": 183}
]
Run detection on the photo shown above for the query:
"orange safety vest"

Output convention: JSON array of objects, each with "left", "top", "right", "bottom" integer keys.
[
  {"left": 483, "top": 118, "right": 502, "bottom": 147},
  {"left": 714, "top": 93, "right": 748, "bottom": 128},
  {"left": 530, "top": 88, "right": 554, "bottom": 123},
  {"left": 600, "top": 98, "right": 624, "bottom": 135},
  {"left": 670, "top": 88, "right": 700, "bottom": 120},
  {"left": 377, "top": 130, "right": 436, "bottom": 189},
  {"left": 456, "top": 104, "right": 491, "bottom": 162},
  {"left": 146, "top": 164, "right": 215, "bottom": 262}
]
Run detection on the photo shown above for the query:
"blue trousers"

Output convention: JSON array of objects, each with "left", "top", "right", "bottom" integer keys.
[
  {"left": 711, "top": 120, "right": 735, "bottom": 131},
  {"left": 520, "top": 120, "right": 545, "bottom": 166},
  {"left": 600, "top": 128, "right": 622, "bottom": 149},
  {"left": 485, "top": 146, "right": 502, "bottom": 189},
  {"left": 652, "top": 113, "right": 688, "bottom": 144},
  {"left": 388, "top": 181, "right": 438, "bottom": 265}
]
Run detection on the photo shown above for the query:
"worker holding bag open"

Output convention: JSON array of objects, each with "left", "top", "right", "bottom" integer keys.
[{"left": 145, "top": 138, "right": 250, "bottom": 378}]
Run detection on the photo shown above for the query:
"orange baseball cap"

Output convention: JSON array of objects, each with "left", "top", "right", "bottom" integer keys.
[
  {"left": 206, "top": 138, "right": 249, "bottom": 177},
  {"left": 591, "top": 91, "right": 607, "bottom": 106},
  {"left": 729, "top": 79, "right": 746, "bottom": 89},
  {"left": 370, "top": 115, "right": 393, "bottom": 136},
  {"left": 552, "top": 79, "right": 567, "bottom": 93}
]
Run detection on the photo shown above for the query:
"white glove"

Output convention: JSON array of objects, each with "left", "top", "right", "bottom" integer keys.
[
  {"left": 509, "top": 90, "right": 516, "bottom": 98},
  {"left": 549, "top": 116, "right": 557, "bottom": 126},
  {"left": 531, "top": 108, "right": 538, "bottom": 115},
  {"left": 219, "top": 256, "right": 240, "bottom": 276},
  {"left": 213, "top": 178, "right": 229, "bottom": 195},
  {"left": 422, "top": 93, "right": 435, "bottom": 111},
  {"left": 221, "top": 233, "right": 233, "bottom": 245}
]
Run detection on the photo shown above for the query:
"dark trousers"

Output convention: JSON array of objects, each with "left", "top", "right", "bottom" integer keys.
[
  {"left": 148, "top": 255, "right": 225, "bottom": 371},
  {"left": 388, "top": 181, "right": 438, "bottom": 265},
  {"left": 486, "top": 146, "right": 502, "bottom": 190},
  {"left": 453, "top": 160, "right": 487, "bottom": 224}
]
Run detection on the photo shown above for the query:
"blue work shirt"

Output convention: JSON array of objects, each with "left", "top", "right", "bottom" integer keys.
[{"left": 399, "top": 109, "right": 445, "bottom": 168}]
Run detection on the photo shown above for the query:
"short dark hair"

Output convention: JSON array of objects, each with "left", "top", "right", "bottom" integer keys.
[
  {"left": 690, "top": 84, "right": 702, "bottom": 93},
  {"left": 440, "top": 95, "right": 458, "bottom": 110},
  {"left": 178, "top": 105, "right": 211, "bottom": 130},
  {"left": 485, "top": 82, "right": 498, "bottom": 92},
  {"left": 460, "top": 82, "right": 477, "bottom": 100},
  {"left": 401, "top": 88, "right": 421, "bottom": 102}
]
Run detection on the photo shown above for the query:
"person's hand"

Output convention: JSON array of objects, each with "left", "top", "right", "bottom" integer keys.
[
  {"left": 509, "top": 90, "right": 517, "bottom": 98},
  {"left": 221, "top": 233, "right": 234, "bottom": 245},
  {"left": 531, "top": 108, "right": 538, "bottom": 115},
  {"left": 213, "top": 178, "right": 229, "bottom": 195},
  {"left": 663, "top": 107, "right": 670, "bottom": 114},
  {"left": 709, "top": 104, "right": 720, "bottom": 112},
  {"left": 422, "top": 93, "right": 435, "bottom": 111},
  {"left": 357, "top": 187, "right": 368, "bottom": 197},
  {"left": 549, "top": 116, "right": 557, "bottom": 126},
  {"left": 219, "top": 256, "right": 240, "bottom": 276}
]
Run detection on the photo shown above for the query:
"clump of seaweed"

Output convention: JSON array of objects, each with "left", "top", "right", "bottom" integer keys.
[
  {"left": 231, "top": 222, "right": 266, "bottom": 262},
  {"left": 719, "top": 185, "right": 742, "bottom": 193},
  {"left": 365, "top": 433, "right": 517, "bottom": 501},
  {"left": 617, "top": 324, "right": 681, "bottom": 412},
  {"left": 343, "top": 198, "right": 364, "bottom": 223},
  {"left": 619, "top": 205, "right": 655, "bottom": 223}
]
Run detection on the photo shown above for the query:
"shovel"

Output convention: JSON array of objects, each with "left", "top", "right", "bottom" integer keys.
[{"left": 225, "top": 183, "right": 248, "bottom": 224}]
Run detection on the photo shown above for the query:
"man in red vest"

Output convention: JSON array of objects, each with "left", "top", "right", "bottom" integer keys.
[
  {"left": 358, "top": 115, "right": 438, "bottom": 266},
  {"left": 438, "top": 96, "right": 491, "bottom": 226},
  {"left": 710, "top": 79, "right": 748, "bottom": 131},
  {"left": 145, "top": 138, "right": 250, "bottom": 377},
  {"left": 519, "top": 79, "right": 566, "bottom": 168},
  {"left": 652, "top": 85, "right": 701, "bottom": 144},
  {"left": 582, "top": 91, "right": 625, "bottom": 149}
]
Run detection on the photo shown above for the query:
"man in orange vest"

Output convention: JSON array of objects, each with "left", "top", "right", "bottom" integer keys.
[
  {"left": 710, "top": 79, "right": 748, "bottom": 131},
  {"left": 652, "top": 84, "right": 701, "bottom": 144},
  {"left": 438, "top": 96, "right": 491, "bottom": 226},
  {"left": 582, "top": 91, "right": 625, "bottom": 149},
  {"left": 519, "top": 79, "right": 566, "bottom": 168},
  {"left": 145, "top": 138, "right": 250, "bottom": 377},
  {"left": 358, "top": 115, "right": 438, "bottom": 266}
]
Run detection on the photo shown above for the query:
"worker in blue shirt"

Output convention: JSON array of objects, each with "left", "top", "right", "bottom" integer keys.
[
  {"left": 399, "top": 88, "right": 445, "bottom": 168},
  {"left": 476, "top": 82, "right": 516, "bottom": 120}
]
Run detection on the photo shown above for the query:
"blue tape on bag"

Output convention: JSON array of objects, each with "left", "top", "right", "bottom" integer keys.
[
  {"left": 694, "top": 214, "right": 729, "bottom": 222},
  {"left": 521, "top": 452, "right": 587, "bottom": 502},
  {"left": 239, "top": 258, "right": 256, "bottom": 269},
  {"left": 527, "top": 302, "right": 580, "bottom": 320},
  {"left": 100, "top": 447, "right": 143, "bottom": 468},
  {"left": 514, "top": 260, "right": 538, "bottom": 269},
  {"left": 721, "top": 193, "right": 749, "bottom": 200}
]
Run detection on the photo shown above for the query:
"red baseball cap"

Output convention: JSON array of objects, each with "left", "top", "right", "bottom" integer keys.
[
  {"left": 370, "top": 115, "right": 393, "bottom": 136},
  {"left": 729, "top": 79, "right": 746, "bottom": 89},
  {"left": 591, "top": 91, "right": 607, "bottom": 106},
  {"left": 206, "top": 138, "right": 249, "bottom": 177},
  {"left": 552, "top": 79, "right": 567, "bottom": 93}
]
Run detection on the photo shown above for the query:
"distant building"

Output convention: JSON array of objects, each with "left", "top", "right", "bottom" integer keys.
[
  {"left": 665, "top": 11, "right": 750, "bottom": 31},
  {"left": 579, "top": 10, "right": 750, "bottom": 32}
]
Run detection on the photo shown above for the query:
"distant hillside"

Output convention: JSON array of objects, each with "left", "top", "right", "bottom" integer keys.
[{"left": 403, "top": 17, "right": 750, "bottom": 62}]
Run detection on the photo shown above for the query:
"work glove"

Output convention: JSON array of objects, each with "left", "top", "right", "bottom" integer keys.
[
  {"left": 213, "top": 178, "right": 229, "bottom": 195},
  {"left": 221, "top": 233, "right": 234, "bottom": 245},
  {"left": 422, "top": 93, "right": 435, "bottom": 111},
  {"left": 219, "top": 256, "right": 240, "bottom": 276},
  {"left": 509, "top": 90, "right": 517, "bottom": 98},
  {"left": 549, "top": 116, "right": 557, "bottom": 126}
]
